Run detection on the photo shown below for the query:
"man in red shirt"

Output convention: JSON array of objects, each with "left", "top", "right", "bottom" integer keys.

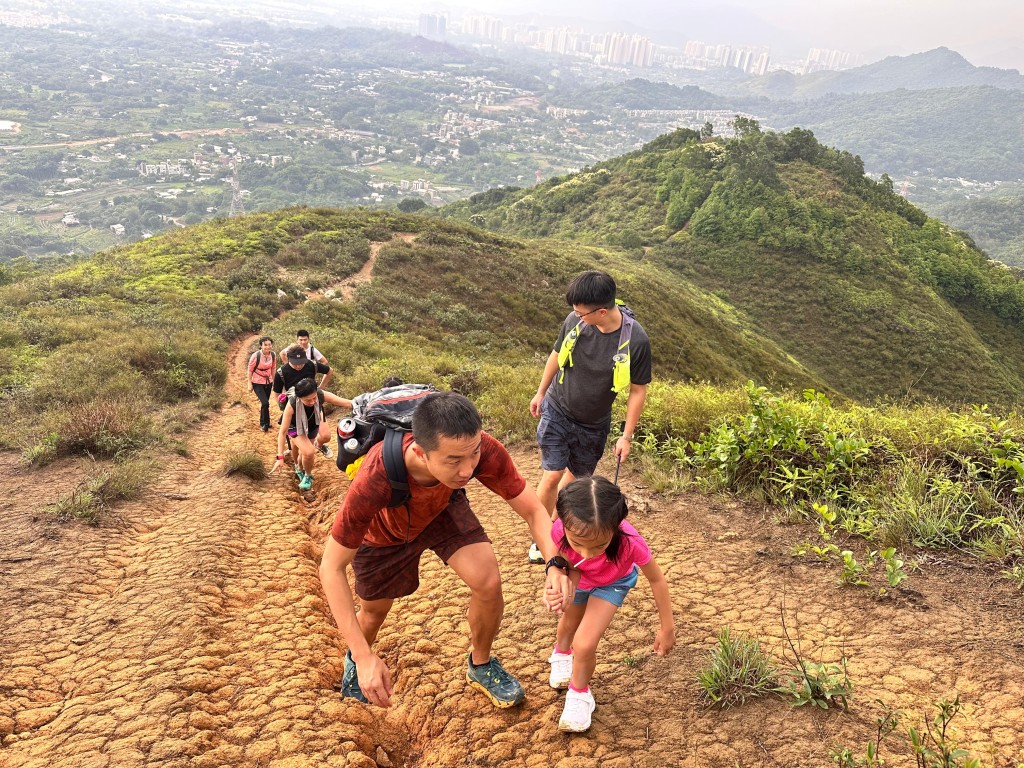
[{"left": 319, "top": 392, "right": 574, "bottom": 708}]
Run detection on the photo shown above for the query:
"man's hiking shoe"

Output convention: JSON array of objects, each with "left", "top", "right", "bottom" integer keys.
[
  {"left": 317, "top": 442, "right": 333, "bottom": 459},
  {"left": 294, "top": 463, "right": 304, "bottom": 480},
  {"left": 558, "top": 687, "right": 595, "bottom": 732},
  {"left": 528, "top": 542, "right": 545, "bottom": 564},
  {"left": 341, "top": 650, "right": 368, "bottom": 703},
  {"left": 548, "top": 649, "right": 573, "bottom": 689},
  {"left": 298, "top": 473, "right": 314, "bottom": 491},
  {"left": 466, "top": 654, "right": 525, "bottom": 708},
  {"left": 260, "top": 425, "right": 270, "bottom": 433}
]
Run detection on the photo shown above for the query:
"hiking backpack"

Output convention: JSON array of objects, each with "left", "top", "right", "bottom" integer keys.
[{"left": 335, "top": 383, "right": 437, "bottom": 507}]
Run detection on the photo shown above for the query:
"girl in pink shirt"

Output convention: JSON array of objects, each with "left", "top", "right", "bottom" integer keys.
[{"left": 545, "top": 475, "right": 675, "bottom": 733}]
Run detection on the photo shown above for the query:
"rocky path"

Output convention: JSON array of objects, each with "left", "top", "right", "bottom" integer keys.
[{"left": 3, "top": 254, "right": 1024, "bottom": 767}]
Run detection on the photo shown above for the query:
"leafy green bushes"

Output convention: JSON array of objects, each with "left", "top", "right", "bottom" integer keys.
[{"left": 636, "top": 382, "right": 1024, "bottom": 563}]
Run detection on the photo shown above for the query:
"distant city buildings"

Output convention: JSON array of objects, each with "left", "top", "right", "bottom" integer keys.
[
  {"left": 664, "top": 41, "right": 771, "bottom": 75},
  {"left": 435, "top": 110, "right": 502, "bottom": 143},
  {"left": 435, "top": 10, "right": 869, "bottom": 78},
  {"left": 138, "top": 160, "right": 186, "bottom": 177},
  {"left": 418, "top": 13, "right": 446, "bottom": 40},
  {"left": 803, "top": 48, "right": 864, "bottom": 73},
  {"left": 461, "top": 14, "right": 504, "bottom": 42},
  {"left": 458, "top": 15, "right": 657, "bottom": 69}
]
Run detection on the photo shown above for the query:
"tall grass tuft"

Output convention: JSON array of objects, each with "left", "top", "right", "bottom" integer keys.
[
  {"left": 223, "top": 451, "right": 268, "bottom": 480},
  {"left": 48, "top": 459, "right": 151, "bottom": 524},
  {"left": 697, "top": 627, "right": 778, "bottom": 708}
]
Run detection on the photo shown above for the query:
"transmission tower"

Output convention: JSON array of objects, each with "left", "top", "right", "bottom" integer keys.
[{"left": 228, "top": 160, "right": 245, "bottom": 217}]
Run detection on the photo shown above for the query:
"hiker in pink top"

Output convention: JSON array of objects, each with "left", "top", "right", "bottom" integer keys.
[
  {"left": 247, "top": 336, "right": 276, "bottom": 432},
  {"left": 543, "top": 475, "right": 675, "bottom": 733}
]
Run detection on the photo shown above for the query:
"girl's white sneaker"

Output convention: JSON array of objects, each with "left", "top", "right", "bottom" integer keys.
[
  {"left": 558, "top": 687, "right": 596, "bottom": 732},
  {"left": 548, "top": 650, "right": 573, "bottom": 689}
]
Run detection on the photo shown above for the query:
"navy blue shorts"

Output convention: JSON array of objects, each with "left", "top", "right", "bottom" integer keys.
[{"left": 536, "top": 397, "right": 610, "bottom": 476}]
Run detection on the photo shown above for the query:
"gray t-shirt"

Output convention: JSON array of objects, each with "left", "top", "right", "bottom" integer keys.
[{"left": 547, "top": 310, "right": 652, "bottom": 427}]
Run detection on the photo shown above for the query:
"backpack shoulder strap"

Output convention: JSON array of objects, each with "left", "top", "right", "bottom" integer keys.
[
  {"left": 617, "top": 305, "right": 635, "bottom": 350},
  {"left": 612, "top": 306, "right": 635, "bottom": 394},
  {"left": 382, "top": 428, "right": 410, "bottom": 508}
]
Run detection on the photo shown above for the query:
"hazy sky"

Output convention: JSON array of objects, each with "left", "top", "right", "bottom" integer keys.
[{"left": 366, "top": 0, "right": 1024, "bottom": 69}]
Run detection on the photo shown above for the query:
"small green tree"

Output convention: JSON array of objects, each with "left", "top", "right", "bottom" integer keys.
[{"left": 398, "top": 198, "right": 427, "bottom": 213}]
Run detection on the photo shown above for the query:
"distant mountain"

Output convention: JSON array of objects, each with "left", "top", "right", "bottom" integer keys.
[
  {"left": 926, "top": 195, "right": 1024, "bottom": 267},
  {"left": 547, "top": 78, "right": 725, "bottom": 112},
  {"left": 740, "top": 48, "right": 1024, "bottom": 100},
  {"left": 763, "top": 86, "right": 1024, "bottom": 180},
  {"left": 442, "top": 124, "right": 1024, "bottom": 404}
]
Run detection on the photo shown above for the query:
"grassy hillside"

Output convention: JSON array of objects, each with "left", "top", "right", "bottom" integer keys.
[
  {"left": 0, "top": 208, "right": 395, "bottom": 461},
  {"left": 441, "top": 123, "right": 1024, "bottom": 405},
  {"left": 1, "top": 205, "right": 827, "bottom": 462}
]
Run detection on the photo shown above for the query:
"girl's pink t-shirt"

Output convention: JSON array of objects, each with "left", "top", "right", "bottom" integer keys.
[{"left": 551, "top": 518, "right": 652, "bottom": 590}]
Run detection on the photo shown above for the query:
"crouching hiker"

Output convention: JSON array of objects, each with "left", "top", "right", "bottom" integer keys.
[
  {"left": 319, "top": 392, "right": 575, "bottom": 708},
  {"left": 272, "top": 378, "right": 352, "bottom": 492}
]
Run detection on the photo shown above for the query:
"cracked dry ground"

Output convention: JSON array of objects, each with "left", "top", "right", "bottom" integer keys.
[{"left": 3, "top": 339, "right": 1024, "bottom": 767}]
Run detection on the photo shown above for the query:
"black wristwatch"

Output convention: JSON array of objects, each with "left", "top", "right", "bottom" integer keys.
[{"left": 545, "top": 555, "right": 571, "bottom": 575}]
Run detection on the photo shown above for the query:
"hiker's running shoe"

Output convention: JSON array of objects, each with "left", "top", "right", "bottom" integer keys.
[
  {"left": 548, "top": 649, "right": 573, "bottom": 689},
  {"left": 558, "top": 687, "right": 596, "bottom": 732},
  {"left": 298, "top": 472, "right": 313, "bottom": 491},
  {"left": 317, "top": 442, "right": 333, "bottom": 459},
  {"left": 341, "top": 650, "right": 368, "bottom": 703},
  {"left": 294, "top": 463, "right": 304, "bottom": 480},
  {"left": 528, "top": 542, "right": 545, "bottom": 564},
  {"left": 466, "top": 654, "right": 525, "bottom": 708}
]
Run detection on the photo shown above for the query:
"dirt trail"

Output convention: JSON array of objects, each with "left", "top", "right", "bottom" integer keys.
[
  {"left": 3, "top": 243, "right": 1024, "bottom": 766},
  {"left": 310, "top": 233, "right": 416, "bottom": 302}
]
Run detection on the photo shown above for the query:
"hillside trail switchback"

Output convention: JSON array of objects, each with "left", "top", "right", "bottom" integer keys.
[{"left": 3, "top": 237, "right": 1024, "bottom": 767}]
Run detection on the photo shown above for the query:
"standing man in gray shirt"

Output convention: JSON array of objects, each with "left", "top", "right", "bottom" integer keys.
[{"left": 527, "top": 270, "right": 652, "bottom": 562}]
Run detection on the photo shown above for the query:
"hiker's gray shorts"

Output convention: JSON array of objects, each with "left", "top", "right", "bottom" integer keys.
[{"left": 536, "top": 397, "right": 609, "bottom": 477}]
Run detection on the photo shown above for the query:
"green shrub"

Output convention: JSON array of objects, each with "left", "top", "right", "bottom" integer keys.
[{"left": 39, "top": 397, "right": 156, "bottom": 458}]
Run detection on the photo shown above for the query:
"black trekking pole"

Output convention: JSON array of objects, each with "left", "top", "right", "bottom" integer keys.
[{"left": 613, "top": 453, "right": 622, "bottom": 486}]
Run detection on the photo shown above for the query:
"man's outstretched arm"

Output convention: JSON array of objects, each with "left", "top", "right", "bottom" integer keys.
[{"left": 319, "top": 536, "right": 394, "bottom": 706}]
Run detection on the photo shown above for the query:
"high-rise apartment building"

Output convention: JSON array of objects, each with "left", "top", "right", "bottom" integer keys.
[
  {"left": 418, "top": 13, "right": 446, "bottom": 40},
  {"left": 803, "top": 47, "right": 864, "bottom": 73}
]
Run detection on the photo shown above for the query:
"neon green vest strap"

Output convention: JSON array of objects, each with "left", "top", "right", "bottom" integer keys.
[
  {"left": 556, "top": 303, "right": 635, "bottom": 393},
  {"left": 556, "top": 320, "right": 584, "bottom": 384}
]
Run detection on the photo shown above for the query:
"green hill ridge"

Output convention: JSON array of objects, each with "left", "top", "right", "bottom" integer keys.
[{"left": 441, "top": 122, "right": 1024, "bottom": 405}]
